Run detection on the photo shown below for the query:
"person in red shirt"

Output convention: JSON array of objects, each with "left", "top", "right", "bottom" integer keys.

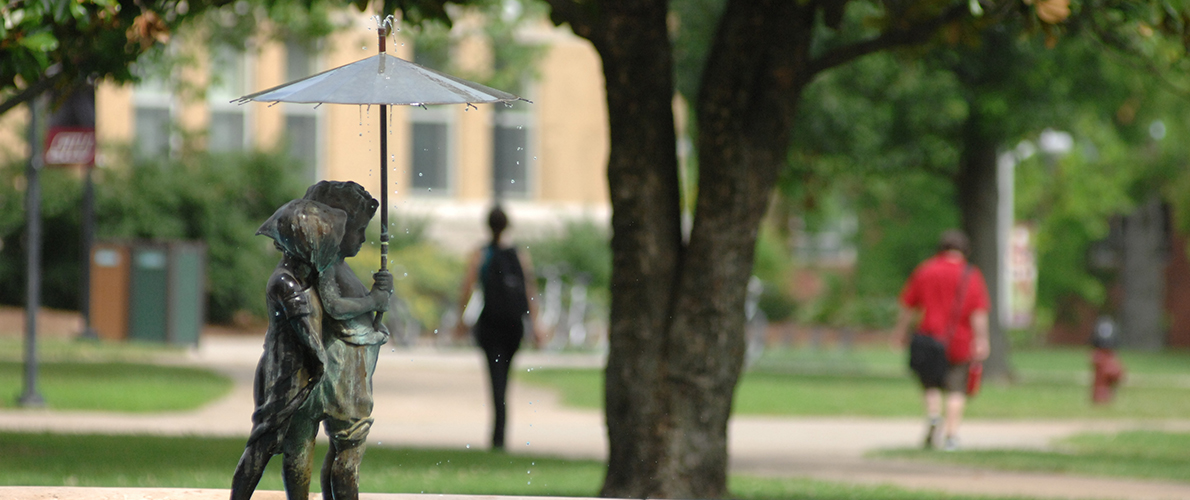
[{"left": 891, "top": 230, "right": 990, "bottom": 451}]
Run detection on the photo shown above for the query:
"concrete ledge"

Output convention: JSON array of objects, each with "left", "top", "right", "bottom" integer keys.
[{"left": 0, "top": 488, "right": 598, "bottom": 500}]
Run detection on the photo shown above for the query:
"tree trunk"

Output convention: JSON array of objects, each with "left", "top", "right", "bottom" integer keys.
[
  {"left": 660, "top": 2, "right": 814, "bottom": 497},
  {"left": 955, "top": 108, "right": 1013, "bottom": 379},
  {"left": 547, "top": 1, "right": 968, "bottom": 497},
  {"left": 543, "top": 1, "right": 685, "bottom": 497}
]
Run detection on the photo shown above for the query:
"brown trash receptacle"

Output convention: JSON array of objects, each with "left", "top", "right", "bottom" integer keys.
[{"left": 89, "top": 243, "right": 130, "bottom": 340}]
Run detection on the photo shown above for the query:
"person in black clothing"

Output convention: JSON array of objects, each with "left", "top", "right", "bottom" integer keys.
[{"left": 455, "top": 205, "right": 543, "bottom": 450}]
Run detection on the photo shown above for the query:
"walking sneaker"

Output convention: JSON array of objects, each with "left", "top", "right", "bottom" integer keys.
[
  {"left": 923, "top": 417, "right": 941, "bottom": 450},
  {"left": 943, "top": 436, "right": 960, "bottom": 452}
]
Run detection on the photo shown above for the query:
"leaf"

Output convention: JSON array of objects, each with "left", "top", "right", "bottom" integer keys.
[
  {"left": 17, "top": 31, "right": 59, "bottom": 52},
  {"left": 70, "top": 1, "right": 89, "bottom": 24}
]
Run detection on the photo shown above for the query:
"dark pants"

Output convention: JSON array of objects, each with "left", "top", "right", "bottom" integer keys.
[{"left": 475, "top": 317, "right": 522, "bottom": 449}]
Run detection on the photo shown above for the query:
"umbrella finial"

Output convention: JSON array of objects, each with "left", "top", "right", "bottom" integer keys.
[{"left": 376, "top": 15, "right": 395, "bottom": 53}]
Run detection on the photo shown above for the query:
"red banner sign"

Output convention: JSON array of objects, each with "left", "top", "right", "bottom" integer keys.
[{"left": 44, "top": 127, "right": 96, "bottom": 166}]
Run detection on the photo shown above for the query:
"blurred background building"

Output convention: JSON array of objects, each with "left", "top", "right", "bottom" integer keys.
[{"left": 3, "top": 8, "right": 610, "bottom": 252}]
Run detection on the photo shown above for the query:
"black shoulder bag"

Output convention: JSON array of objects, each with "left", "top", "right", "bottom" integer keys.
[{"left": 909, "top": 265, "right": 972, "bottom": 387}]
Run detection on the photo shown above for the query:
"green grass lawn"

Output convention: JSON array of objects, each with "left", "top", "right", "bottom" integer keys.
[
  {"left": 0, "top": 337, "right": 189, "bottom": 364},
  {"left": 521, "top": 346, "right": 1190, "bottom": 419},
  {"left": 0, "top": 432, "right": 1050, "bottom": 500},
  {"left": 878, "top": 430, "right": 1190, "bottom": 484},
  {"left": 0, "top": 361, "right": 232, "bottom": 412},
  {"left": 0, "top": 336, "right": 231, "bottom": 412}
]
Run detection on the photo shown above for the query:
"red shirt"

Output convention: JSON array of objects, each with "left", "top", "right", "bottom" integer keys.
[{"left": 900, "top": 253, "right": 990, "bottom": 363}]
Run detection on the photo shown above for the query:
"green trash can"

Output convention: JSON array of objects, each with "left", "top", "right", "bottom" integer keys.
[
  {"left": 126, "top": 241, "right": 206, "bottom": 346},
  {"left": 166, "top": 242, "right": 205, "bottom": 346}
]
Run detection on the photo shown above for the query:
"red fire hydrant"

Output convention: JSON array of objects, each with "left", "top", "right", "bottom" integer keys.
[
  {"left": 1091, "top": 348, "right": 1123, "bottom": 404},
  {"left": 1091, "top": 316, "right": 1124, "bottom": 405}
]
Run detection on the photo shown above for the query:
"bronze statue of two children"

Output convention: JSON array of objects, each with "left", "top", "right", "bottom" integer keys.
[{"left": 231, "top": 181, "right": 393, "bottom": 500}]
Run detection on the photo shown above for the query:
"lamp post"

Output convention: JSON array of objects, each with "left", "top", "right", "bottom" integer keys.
[{"left": 20, "top": 98, "right": 46, "bottom": 408}]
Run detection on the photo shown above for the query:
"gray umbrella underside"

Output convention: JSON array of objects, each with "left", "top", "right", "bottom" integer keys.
[
  {"left": 235, "top": 53, "right": 523, "bottom": 106},
  {"left": 234, "top": 42, "right": 525, "bottom": 284}
]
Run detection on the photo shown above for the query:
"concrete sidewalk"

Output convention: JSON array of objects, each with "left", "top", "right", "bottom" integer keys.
[{"left": 3, "top": 333, "right": 1190, "bottom": 500}]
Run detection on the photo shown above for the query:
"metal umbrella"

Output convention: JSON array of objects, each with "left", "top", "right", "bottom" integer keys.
[{"left": 236, "top": 16, "right": 526, "bottom": 273}]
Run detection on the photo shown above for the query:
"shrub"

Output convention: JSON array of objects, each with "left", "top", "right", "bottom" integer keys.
[
  {"left": 524, "top": 219, "right": 611, "bottom": 310},
  {"left": 348, "top": 241, "right": 464, "bottom": 336},
  {"left": 0, "top": 150, "right": 309, "bottom": 323}
]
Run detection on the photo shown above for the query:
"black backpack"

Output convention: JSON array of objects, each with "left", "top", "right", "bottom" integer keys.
[{"left": 480, "top": 245, "right": 530, "bottom": 324}]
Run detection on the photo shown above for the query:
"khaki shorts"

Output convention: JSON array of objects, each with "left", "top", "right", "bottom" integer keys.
[{"left": 940, "top": 362, "right": 970, "bottom": 393}]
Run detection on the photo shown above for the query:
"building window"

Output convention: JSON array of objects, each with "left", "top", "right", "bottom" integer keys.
[
  {"left": 409, "top": 107, "right": 452, "bottom": 195},
  {"left": 132, "top": 70, "right": 174, "bottom": 160},
  {"left": 492, "top": 109, "right": 530, "bottom": 198},
  {"left": 285, "top": 40, "right": 320, "bottom": 181},
  {"left": 208, "top": 46, "right": 249, "bottom": 152}
]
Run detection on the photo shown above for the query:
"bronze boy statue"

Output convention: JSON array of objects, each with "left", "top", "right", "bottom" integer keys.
[
  {"left": 232, "top": 181, "right": 392, "bottom": 500},
  {"left": 231, "top": 198, "right": 345, "bottom": 499}
]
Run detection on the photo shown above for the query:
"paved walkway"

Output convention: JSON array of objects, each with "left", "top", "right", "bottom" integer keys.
[{"left": 4, "top": 323, "right": 1190, "bottom": 499}]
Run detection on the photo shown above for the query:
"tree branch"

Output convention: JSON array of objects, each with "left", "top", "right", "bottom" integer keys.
[
  {"left": 0, "top": 69, "right": 65, "bottom": 118},
  {"left": 542, "top": 0, "right": 601, "bottom": 41},
  {"left": 808, "top": 3, "right": 971, "bottom": 74}
]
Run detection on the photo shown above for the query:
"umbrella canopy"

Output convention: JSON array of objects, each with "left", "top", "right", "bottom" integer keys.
[
  {"left": 235, "top": 21, "right": 526, "bottom": 294},
  {"left": 235, "top": 53, "right": 523, "bottom": 106}
]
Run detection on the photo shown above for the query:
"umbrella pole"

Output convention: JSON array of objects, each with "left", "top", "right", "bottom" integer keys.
[
  {"left": 377, "top": 26, "right": 389, "bottom": 330},
  {"left": 378, "top": 27, "right": 389, "bottom": 273}
]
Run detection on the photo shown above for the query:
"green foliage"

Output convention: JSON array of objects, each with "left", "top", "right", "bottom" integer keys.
[
  {"left": 524, "top": 219, "right": 612, "bottom": 310},
  {"left": 670, "top": 0, "right": 727, "bottom": 101},
  {"left": 0, "top": 164, "right": 86, "bottom": 311},
  {"left": 752, "top": 227, "right": 796, "bottom": 322},
  {"left": 1015, "top": 133, "right": 1131, "bottom": 314},
  {"left": 790, "top": 53, "right": 965, "bottom": 179},
  {"left": 0, "top": 150, "right": 307, "bottom": 322},
  {"left": 201, "top": 0, "right": 347, "bottom": 54},
  {"left": 0, "top": 361, "right": 231, "bottom": 412},
  {"left": 853, "top": 171, "right": 959, "bottom": 297},
  {"left": 404, "top": 0, "right": 547, "bottom": 95},
  {"left": 0, "top": 0, "right": 235, "bottom": 115},
  {"left": 349, "top": 240, "right": 464, "bottom": 334},
  {"left": 96, "top": 150, "right": 308, "bottom": 323}
]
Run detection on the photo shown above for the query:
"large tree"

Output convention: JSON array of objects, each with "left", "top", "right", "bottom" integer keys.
[{"left": 542, "top": 1, "right": 993, "bottom": 498}]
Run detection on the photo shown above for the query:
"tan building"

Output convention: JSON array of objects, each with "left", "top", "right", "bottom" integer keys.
[{"left": 3, "top": 10, "right": 610, "bottom": 252}]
